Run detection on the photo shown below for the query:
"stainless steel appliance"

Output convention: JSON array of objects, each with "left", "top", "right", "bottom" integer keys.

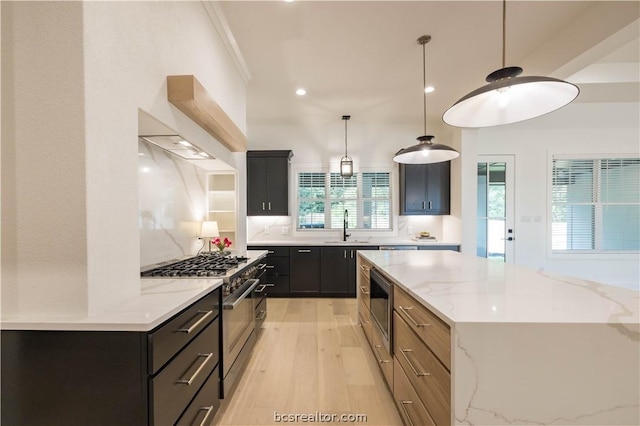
[
  {"left": 141, "top": 252, "right": 267, "bottom": 399},
  {"left": 369, "top": 268, "right": 393, "bottom": 353}
]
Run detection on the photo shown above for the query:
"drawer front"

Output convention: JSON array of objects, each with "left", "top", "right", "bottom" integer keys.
[
  {"left": 393, "top": 357, "right": 436, "bottom": 426},
  {"left": 151, "top": 318, "right": 219, "bottom": 425},
  {"left": 149, "top": 290, "right": 219, "bottom": 374},
  {"left": 358, "top": 298, "right": 373, "bottom": 345},
  {"left": 358, "top": 258, "right": 372, "bottom": 282},
  {"left": 249, "top": 246, "right": 290, "bottom": 257},
  {"left": 394, "top": 312, "right": 450, "bottom": 426},
  {"left": 176, "top": 365, "right": 220, "bottom": 426},
  {"left": 264, "top": 275, "right": 290, "bottom": 295},
  {"left": 357, "top": 260, "right": 371, "bottom": 309},
  {"left": 371, "top": 320, "right": 393, "bottom": 389},
  {"left": 394, "top": 286, "right": 450, "bottom": 369},
  {"left": 266, "top": 257, "right": 290, "bottom": 276}
]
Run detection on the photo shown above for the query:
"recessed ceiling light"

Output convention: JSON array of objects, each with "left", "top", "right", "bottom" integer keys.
[
  {"left": 425, "top": 86, "right": 435, "bottom": 93},
  {"left": 296, "top": 88, "right": 306, "bottom": 96},
  {"left": 178, "top": 140, "right": 192, "bottom": 147}
]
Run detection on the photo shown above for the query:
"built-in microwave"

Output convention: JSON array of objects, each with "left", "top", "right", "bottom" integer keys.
[{"left": 369, "top": 268, "right": 393, "bottom": 353}]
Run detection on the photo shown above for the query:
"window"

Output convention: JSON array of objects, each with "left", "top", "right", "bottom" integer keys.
[
  {"left": 297, "top": 172, "right": 391, "bottom": 230},
  {"left": 551, "top": 157, "right": 640, "bottom": 252}
]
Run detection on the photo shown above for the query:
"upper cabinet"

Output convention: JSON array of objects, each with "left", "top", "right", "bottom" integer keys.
[
  {"left": 247, "top": 150, "right": 293, "bottom": 216},
  {"left": 399, "top": 162, "right": 450, "bottom": 215}
]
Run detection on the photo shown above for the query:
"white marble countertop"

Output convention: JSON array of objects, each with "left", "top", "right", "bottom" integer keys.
[
  {"left": 359, "top": 250, "right": 639, "bottom": 325},
  {"left": 248, "top": 239, "right": 459, "bottom": 247},
  {"left": 1, "top": 250, "right": 268, "bottom": 332}
]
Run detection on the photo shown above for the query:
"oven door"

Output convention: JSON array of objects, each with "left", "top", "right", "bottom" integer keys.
[
  {"left": 369, "top": 268, "right": 393, "bottom": 353},
  {"left": 222, "top": 278, "right": 259, "bottom": 397}
]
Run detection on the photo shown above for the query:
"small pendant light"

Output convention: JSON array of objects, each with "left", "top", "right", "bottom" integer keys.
[
  {"left": 442, "top": 0, "right": 579, "bottom": 128},
  {"left": 340, "top": 115, "right": 354, "bottom": 177},
  {"left": 394, "top": 35, "right": 459, "bottom": 164}
]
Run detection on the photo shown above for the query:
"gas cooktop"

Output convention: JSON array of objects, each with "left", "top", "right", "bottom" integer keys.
[{"left": 140, "top": 252, "right": 248, "bottom": 278}]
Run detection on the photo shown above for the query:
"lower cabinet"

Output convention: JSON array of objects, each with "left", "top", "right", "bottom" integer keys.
[
  {"left": 249, "top": 246, "right": 290, "bottom": 296},
  {"left": 1, "top": 289, "right": 222, "bottom": 426},
  {"left": 290, "top": 247, "right": 321, "bottom": 294},
  {"left": 393, "top": 286, "right": 451, "bottom": 425},
  {"left": 320, "top": 247, "right": 357, "bottom": 296}
]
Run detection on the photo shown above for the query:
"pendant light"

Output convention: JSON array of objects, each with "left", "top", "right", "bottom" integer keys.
[
  {"left": 340, "top": 115, "right": 354, "bottom": 177},
  {"left": 442, "top": 0, "right": 579, "bottom": 128},
  {"left": 394, "top": 35, "right": 459, "bottom": 164}
]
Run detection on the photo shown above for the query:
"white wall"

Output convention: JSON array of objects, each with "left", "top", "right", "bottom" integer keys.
[
  {"left": 1, "top": 2, "right": 246, "bottom": 317},
  {"left": 470, "top": 102, "right": 640, "bottom": 289}
]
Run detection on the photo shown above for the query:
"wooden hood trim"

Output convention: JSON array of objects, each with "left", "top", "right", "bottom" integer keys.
[{"left": 167, "top": 75, "right": 247, "bottom": 152}]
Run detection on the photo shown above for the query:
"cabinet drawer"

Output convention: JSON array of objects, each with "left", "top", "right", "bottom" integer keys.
[
  {"left": 264, "top": 275, "right": 290, "bottom": 295},
  {"left": 393, "top": 357, "right": 436, "bottom": 426},
  {"left": 151, "top": 318, "right": 219, "bottom": 425},
  {"left": 249, "top": 246, "right": 290, "bottom": 257},
  {"left": 394, "top": 312, "right": 450, "bottom": 426},
  {"left": 358, "top": 258, "right": 372, "bottom": 281},
  {"left": 176, "top": 365, "right": 220, "bottom": 426},
  {"left": 266, "top": 257, "right": 289, "bottom": 276},
  {"left": 371, "top": 321, "right": 393, "bottom": 389},
  {"left": 394, "top": 286, "right": 450, "bottom": 369},
  {"left": 148, "top": 290, "right": 219, "bottom": 374},
  {"left": 358, "top": 298, "right": 373, "bottom": 345}
]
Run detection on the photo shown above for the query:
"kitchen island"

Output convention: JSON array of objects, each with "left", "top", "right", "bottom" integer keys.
[{"left": 358, "top": 250, "right": 639, "bottom": 425}]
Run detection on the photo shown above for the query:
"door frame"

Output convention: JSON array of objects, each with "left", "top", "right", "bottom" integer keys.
[{"left": 477, "top": 155, "right": 516, "bottom": 263}]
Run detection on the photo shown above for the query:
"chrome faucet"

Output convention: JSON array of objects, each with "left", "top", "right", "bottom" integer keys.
[{"left": 343, "top": 209, "right": 351, "bottom": 242}]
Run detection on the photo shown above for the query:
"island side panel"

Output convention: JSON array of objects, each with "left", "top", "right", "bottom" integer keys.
[{"left": 452, "top": 322, "right": 640, "bottom": 425}]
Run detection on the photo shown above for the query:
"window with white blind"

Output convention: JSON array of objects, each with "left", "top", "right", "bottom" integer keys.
[
  {"left": 297, "top": 172, "right": 391, "bottom": 230},
  {"left": 551, "top": 157, "right": 640, "bottom": 252}
]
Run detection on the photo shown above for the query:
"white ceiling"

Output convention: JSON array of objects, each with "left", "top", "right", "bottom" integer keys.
[{"left": 215, "top": 0, "right": 639, "bottom": 131}]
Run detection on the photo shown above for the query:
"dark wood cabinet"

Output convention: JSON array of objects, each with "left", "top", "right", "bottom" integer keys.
[
  {"left": 249, "top": 245, "right": 290, "bottom": 296},
  {"left": 290, "top": 247, "right": 321, "bottom": 294},
  {"left": 320, "top": 247, "right": 358, "bottom": 296},
  {"left": 247, "top": 150, "right": 293, "bottom": 216},
  {"left": 399, "top": 162, "right": 450, "bottom": 215},
  {"left": 1, "top": 289, "right": 222, "bottom": 426}
]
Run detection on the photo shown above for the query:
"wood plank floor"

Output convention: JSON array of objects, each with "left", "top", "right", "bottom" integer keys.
[{"left": 213, "top": 298, "right": 403, "bottom": 426}]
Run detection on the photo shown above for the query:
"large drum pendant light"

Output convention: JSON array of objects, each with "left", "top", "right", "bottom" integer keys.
[
  {"left": 442, "top": 0, "right": 579, "bottom": 128},
  {"left": 394, "top": 35, "right": 459, "bottom": 164}
]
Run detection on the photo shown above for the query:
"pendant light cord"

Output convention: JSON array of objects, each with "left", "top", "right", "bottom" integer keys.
[
  {"left": 422, "top": 39, "right": 427, "bottom": 136},
  {"left": 502, "top": 0, "right": 506, "bottom": 68},
  {"left": 342, "top": 115, "right": 350, "bottom": 157}
]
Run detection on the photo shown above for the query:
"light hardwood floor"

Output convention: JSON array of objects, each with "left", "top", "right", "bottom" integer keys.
[{"left": 213, "top": 298, "right": 403, "bottom": 426}]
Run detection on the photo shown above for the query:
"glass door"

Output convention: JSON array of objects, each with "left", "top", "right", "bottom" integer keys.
[{"left": 477, "top": 156, "right": 515, "bottom": 263}]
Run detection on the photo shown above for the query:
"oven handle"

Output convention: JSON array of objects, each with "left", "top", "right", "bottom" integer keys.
[{"left": 223, "top": 279, "right": 260, "bottom": 310}]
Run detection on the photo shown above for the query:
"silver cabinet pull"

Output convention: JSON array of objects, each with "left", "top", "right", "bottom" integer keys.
[
  {"left": 176, "top": 353, "right": 213, "bottom": 385},
  {"left": 400, "top": 400, "right": 416, "bottom": 426},
  {"left": 268, "top": 202, "right": 271, "bottom": 210},
  {"left": 191, "top": 406, "right": 214, "bottom": 426},
  {"left": 265, "top": 265, "right": 275, "bottom": 269},
  {"left": 256, "top": 310, "right": 267, "bottom": 321},
  {"left": 265, "top": 283, "right": 275, "bottom": 287},
  {"left": 254, "top": 284, "right": 267, "bottom": 293},
  {"left": 360, "top": 286, "right": 369, "bottom": 295},
  {"left": 262, "top": 202, "right": 266, "bottom": 210},
  {"left": 422, "top": 201, "right": 426, "bottom": 209},
  {"left": 399, "top": 348, "right": 430, "bottom": 377},
  {"left": 428, "top": 201, "right": 432, "bottom": 209},
  {"left": 176, "top": 310, "right": 213, "bottom": 334},
  {"left": 351, "top": 250, "right": 354, "bottom": 259},
  {"left": 398, "top": 306, "right": 430, "bottom": 328},
  {"left": 359, "top": 264, "right": 369, "bottom": 272},
  {"left": 373, "top": 344, "right": 390, "bottom": 364},
  {"left": 298, "top": 249, "right": 311, "bottom": 253},
  {"left": 344, "top": 250, "right": 347, "bottom": 259},
  {"left": 267, "top": 250, "right": 275, "bottom": 254}
]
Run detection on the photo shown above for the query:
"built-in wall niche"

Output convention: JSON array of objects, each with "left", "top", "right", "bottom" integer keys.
[{"left": 207, "top": 173, "right": 237, "bottom": 245}]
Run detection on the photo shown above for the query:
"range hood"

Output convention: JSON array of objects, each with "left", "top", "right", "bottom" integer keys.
[{"left": 138, "top": 135, "right": 213, "bottom": 160}]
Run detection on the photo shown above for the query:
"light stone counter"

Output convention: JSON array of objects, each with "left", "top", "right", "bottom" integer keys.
[
  {"left": 1, "top": 250, "right": 267, "bottom": 332},
  {"left": 359, "top": 250, "right": 640, "bottom": 425}
]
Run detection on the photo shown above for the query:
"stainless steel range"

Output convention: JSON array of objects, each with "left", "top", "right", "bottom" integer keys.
[{"left": 141, "top": 251, "right": 267, "bottom": 399}]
